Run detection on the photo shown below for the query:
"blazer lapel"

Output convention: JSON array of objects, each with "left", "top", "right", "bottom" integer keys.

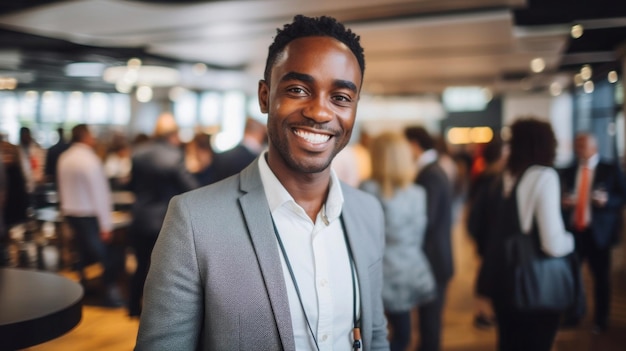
[
  {"left": 238, "top": 162, "right": 296, "bottom": 351},
  {"left": 340, "top": 191, "right": 373, "bottom": 349}
]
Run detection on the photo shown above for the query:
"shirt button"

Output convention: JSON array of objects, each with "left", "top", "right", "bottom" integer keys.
[
  {"left": 320, "top": 279, "right": 328, "bottom": 287},
  {"left": 321, "top": 334, "right": 328, "bottom": 342}
]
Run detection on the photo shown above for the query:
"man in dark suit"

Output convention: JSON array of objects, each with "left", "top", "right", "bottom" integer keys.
[
  {"left": 44, "top": 127, "right": 69, "bottom": 184},
  {"left": 212, "top": 117, "right": 267, "bottom": 182},
  {"left": 404, "top": 126, "right": 454, "bottom": 351},
  {"left": 127, "top": 112, "right": 199, "bottom": 317},
  {"left": 560, "top": 132, "right": 626, "bottom": 332}
]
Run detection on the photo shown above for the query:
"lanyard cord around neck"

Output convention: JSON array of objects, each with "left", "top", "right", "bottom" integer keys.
[
  {"left": 270, "top": 213, "right": 360, "bottom": 351},
  {"left": 341, "top": 215, "right": 362, "bottom": 351}
]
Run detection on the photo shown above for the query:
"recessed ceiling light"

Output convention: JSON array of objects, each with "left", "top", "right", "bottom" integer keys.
[
  {"left": 580, "top": 65, "right": 592, "bottom": 81},
  {"left": 127, "top": 58, "right": 142, "bottom": 69},
  {"left": 571, "top": 24, "right": 584, "bottom": 39},
  {"left": 103, "top": 65, "right": 180, "bottom": 87},
  {"left": 530, "top": 58, "right": 545, "bottom": 73},
  {"left": 549, "top": 82, "right": 562, "bottom": 96},
  {"left": 574, "top": 74, "right": 584, "bottom": 86},
  {"left": 192, "top": 63, "right": 207, "bottom": 76},
  {"left": 136, "top": 85, "right": 153, "bottom": 103}
]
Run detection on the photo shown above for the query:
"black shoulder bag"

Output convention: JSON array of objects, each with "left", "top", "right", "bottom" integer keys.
[{"left": 501, "top": 174, "right": 582, "bottom": 312}]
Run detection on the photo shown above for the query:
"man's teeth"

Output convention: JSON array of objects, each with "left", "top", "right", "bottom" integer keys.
[{"left": 294, "top": 129, "right": 330, "bottom": 144}]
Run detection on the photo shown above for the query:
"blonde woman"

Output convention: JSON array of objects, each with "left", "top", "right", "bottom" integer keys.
[{"left": 360, "top": 131, "right": 436, "bottom": 351}]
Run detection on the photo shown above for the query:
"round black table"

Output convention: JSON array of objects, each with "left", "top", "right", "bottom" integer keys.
[{"left": 0, "top": 268, "right": 83, "bottom": 350}]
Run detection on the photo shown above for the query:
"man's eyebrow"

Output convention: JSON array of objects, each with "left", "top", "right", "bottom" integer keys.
[
  {"left": 280, "top": 72, "right": 314, "bottom": 84},
  {"left": 333, "top": 79, "right": 358, "bottom": 94}
]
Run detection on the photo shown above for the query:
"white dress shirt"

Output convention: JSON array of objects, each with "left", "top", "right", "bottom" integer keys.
[
  {"left": 258, "top": 153, "right": 359, "bottom": 351},
  {"left": 503, "top": 165, "right": 574, "bottom": 257},
  {"left": 58, "top": 143, "right": 113, "bottom": 232}
]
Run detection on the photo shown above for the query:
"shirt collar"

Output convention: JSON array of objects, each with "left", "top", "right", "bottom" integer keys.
[
  {"left": 258, "top": 151, "right": 344, "bottom": 222},
  {"left": 580, "top": 153, "right": 599, "bottom": 169},
  {"left": 416, "top": 149, "right": 438, "bottom": 171}
]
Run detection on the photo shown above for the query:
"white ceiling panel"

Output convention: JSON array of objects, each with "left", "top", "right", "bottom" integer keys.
[{"left": 0, "top": 0, "right": 619, "bottom": 95}]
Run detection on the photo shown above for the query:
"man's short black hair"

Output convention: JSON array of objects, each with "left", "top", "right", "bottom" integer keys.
[
  {"left": 404, "top": 126, "right": 435, "bottom": 151},
  {"left": 263, "top": 15, "right": 365, "bottom": 83},
  {"left": 71, "top": 124, "right": 90, "bottom": 143}
]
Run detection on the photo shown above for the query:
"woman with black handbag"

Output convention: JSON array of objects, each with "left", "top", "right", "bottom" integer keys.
[{"left": 479, "top": 118, "right": 576, "bottom": 351}]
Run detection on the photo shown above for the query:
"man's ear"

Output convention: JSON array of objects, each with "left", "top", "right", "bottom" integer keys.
[{"left": 258, "top": 80, "right": 269, "bottom": 114}]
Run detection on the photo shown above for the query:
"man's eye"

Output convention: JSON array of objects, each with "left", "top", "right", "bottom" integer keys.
[
  {"left": 333, "top": 95, "right": 351, "bottom": 103},
  {"left": 288, "top": 87, "right": 306, "bottom": 94}
]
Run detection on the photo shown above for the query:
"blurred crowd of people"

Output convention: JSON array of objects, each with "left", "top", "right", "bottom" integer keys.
[
  {"left": 0, "top": 115, "right": 269, "bottom": 309},
  {"left": 1, "top": 111, "right": 625, "bottom": 351},
  {"left": 336, "top": 119, "right": 625, "bottom": 351}
]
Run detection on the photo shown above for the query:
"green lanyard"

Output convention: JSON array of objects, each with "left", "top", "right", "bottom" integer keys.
[{"left": 271, "top": 213, "right": 361, "bottom": 351}]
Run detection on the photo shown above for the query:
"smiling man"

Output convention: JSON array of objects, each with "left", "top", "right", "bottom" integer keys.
[{"left": 136, "top": 15, "right": 389, "bottom": 351}]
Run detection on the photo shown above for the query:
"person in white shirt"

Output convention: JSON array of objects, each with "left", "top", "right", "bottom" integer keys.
[
  {"left": 476, "top": 118, "right": 574, "bottom": 351},
  {"left": 57, "top": 124, "right": 123, "bottom": 308}
]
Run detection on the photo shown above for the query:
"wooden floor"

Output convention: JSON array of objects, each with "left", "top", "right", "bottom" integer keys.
[{"left": 19, "top": 216, "right": 626, "bottom": 351}]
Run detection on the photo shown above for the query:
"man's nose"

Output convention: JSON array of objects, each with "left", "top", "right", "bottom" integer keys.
[{"left": 302, "top": 95, "right": 333, "bottom": 123}]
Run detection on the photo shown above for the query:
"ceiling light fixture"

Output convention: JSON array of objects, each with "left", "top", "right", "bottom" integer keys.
[
  {"left": 169, "top": 86, "right": 189, "bottom": 101},
  {"left": 0, "top": 77, "right": 17, "bottom": 90},
  {"left": 580, "top": 64, "right": 592, "bottom": 81},
  {"left": 103, "top": 63, "right": 180, "bottom": 95},
  {"left": 127, "top": 58, "right": 142, "bottom": 69},
  {"left": 136, "top": 85, "right": 153, "bottom": 103},
  {"left": 104, "top": 65, "right": 180, "bottom": 86},
  {"left": 442, "top": 86, "right": 491, "bottom": 112},
  {"left": 530, "top": 58, "right": 545, "bottom": 73},
  {"left": 549, "top": 82, "right": 562, "bottom": 96},
  {"left": 574, "top": 74, "right": 584, "bottom": 86},
  {"left": 571, "top": 24, "right": 584, "bottom": 39},
  {"left": 65, "top": 62, "right": 106, "bottom": 77},
  {"left": 192, "top": 63, "right": 207, "bottom": 76}
]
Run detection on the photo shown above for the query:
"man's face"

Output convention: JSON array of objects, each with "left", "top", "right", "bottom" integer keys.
[
  {"left": 84, "top": 130, "right": 97, "bottom": 149},
  {"left": 258, "top": 36, "right": 361, "bottom": 174},
  {"left": 408, "top": 140, "right": 423, "bottom": 162},
  {"left": 574, "top": 135, "right": 597, "bottom": 161}
]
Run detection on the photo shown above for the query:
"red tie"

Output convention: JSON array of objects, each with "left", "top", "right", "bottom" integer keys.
[{"left": 575, "top": 166, "right": 590, "bottom": 231}]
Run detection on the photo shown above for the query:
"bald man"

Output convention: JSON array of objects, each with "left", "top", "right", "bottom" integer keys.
[{"left": 560, "top": 133, "right": 626, "bottom": 332}]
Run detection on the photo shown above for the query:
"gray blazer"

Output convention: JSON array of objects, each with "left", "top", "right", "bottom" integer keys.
[{"left": 135, "top": 160, "right": 389, "bottom": 351}]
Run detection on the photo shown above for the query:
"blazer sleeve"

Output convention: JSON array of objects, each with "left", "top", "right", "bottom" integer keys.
[
  {"left": 135, "top": 195, "right": 204, "bottom": 350},
  {"left": 600, "top": 162, "right": 626, "bottom": 211}
]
